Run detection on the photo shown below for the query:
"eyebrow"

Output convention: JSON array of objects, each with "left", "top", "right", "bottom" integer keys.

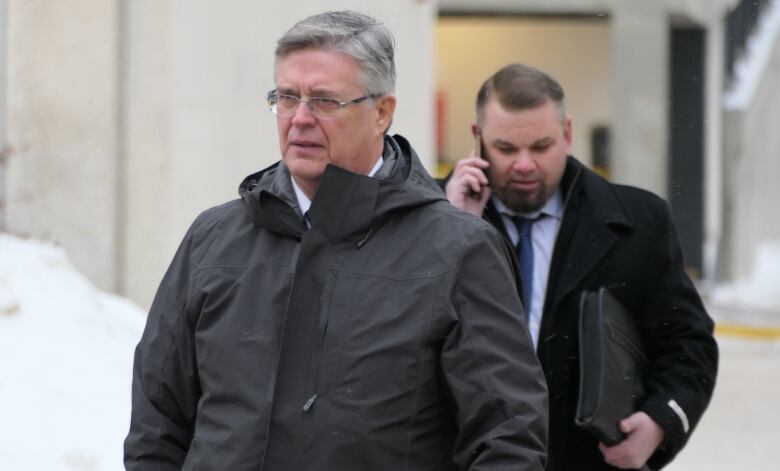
[
  {"left": 491, "top": 136, "right": 555, "bottom": 149},
  {"left": 309, "top": 88, "right": 340, "bottom": 98},
  {"left": 492, "top": 138, "right": 518, "bottom": 148},
  {"left": 532, "top": 137, "right": 555, "bottom": 147},
  {"left": 275, "top": 87, "right": 340, "bottom": 98}
]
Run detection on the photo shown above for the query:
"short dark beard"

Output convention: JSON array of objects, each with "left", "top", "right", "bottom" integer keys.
[{"left": 496, "top": 182, "right": 549, "bottom": 213}]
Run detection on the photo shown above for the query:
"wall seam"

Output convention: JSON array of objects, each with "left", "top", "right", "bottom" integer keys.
[{"left": 115, "top": 0, "right": 128, "bottom": 294}]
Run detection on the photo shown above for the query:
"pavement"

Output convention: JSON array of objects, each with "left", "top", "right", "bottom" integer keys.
[{"left": 664, "top": 301, "right": 780, "bottom": 471}]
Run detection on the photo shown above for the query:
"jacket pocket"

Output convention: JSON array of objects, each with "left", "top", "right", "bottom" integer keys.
[{"left": 319, "top": 271, "right": 438, "bottom": 413}]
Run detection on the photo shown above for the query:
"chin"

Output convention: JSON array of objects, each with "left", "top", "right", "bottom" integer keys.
[
  {"left": 284, "top": 155, "right": 327, "bottom": 180},
  {"left": 504, "top": 190, "right": 547, "bottom": 214}
]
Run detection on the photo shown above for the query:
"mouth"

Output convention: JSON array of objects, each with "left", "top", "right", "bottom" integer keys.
[
  {"left": 509, "top": 179, "right": 540, "bottom": 190},
  {"left": 289, "top": 139, "right": 324, "bottom": 149}
]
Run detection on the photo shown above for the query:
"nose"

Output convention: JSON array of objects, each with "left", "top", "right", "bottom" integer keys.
[
  {"left": 291, "top": 101, "right": 317, "bottom": 126},
  {"left": 512, "top": 150, "right": 536, "bottom": 173}
]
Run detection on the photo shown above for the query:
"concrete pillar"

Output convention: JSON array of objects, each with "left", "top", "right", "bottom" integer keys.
[
  {"left": 610, "top": 3, "right": 668, "bottom": 198},
  {"left": 718, "top": 108, "right": 741, "bottom": 282},
  {"left": 122, "top": 0, "right": 174, "bottom": 307},
  {"left": 703, "top": 16, "right": 726, "bottom": 283},
  {"left": 5, "top": 0, "right": 120, "bottom": 292}
]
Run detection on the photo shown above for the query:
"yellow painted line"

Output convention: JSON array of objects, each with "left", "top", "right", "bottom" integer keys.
[{"left": 715, "top": 323, "right": 780, "bottom": 340}]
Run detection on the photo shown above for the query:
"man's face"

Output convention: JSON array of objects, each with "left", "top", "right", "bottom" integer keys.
[
  {"left": 274, "top": 48, "right": 395, "bottom": 196},
  {"left": 478, "top": 98, "right": 572, "bottom": 213}
]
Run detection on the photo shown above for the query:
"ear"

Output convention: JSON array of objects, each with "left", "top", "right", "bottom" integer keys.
[
  {"left": 471, "top": 122, "right": 479, "bottom": 138},
  {"left": 375, "top": 94, "right": 397, "bottom": 135},
  {"left": 563, "top": 116, "right": 573, "bottom": 154}
]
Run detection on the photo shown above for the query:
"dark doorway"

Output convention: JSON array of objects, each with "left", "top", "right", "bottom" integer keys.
[{"left": 669, "top": 25, "right": 705, "bottom": 278}]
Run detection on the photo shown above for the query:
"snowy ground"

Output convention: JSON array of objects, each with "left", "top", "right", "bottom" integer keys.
[
  {"left": 1, "top": 233, "right": 779, "bottom": 470},
  {"left": 0, "top": 235, "right": 145, "bottom": 470},
  {"left": 710, "top": 241, "right": 780, "bottom": 314}
]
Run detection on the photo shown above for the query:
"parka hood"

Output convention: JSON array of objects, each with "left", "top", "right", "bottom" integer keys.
[{"left": 238, "top": 134, "right": 446, "bottom": 243}]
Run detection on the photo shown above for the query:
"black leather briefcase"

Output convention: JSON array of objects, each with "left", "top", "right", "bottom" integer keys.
[{"left": 575, "top": 287, "right": 648, "bottom": 446}]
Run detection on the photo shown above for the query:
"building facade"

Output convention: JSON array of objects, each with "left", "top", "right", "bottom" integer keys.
[{"left": 1, "top": 0, "right": 777, "bottom": 308}]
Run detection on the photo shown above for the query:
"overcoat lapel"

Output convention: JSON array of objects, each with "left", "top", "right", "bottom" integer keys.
[
  {"left": 545, "top": 203, "right": 618, "bottom": 313},
  {"left": 544, "top": 158, "right": 632, "bottom": 315}
]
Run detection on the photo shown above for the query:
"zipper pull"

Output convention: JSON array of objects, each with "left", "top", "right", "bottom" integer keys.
[{"left": 302, "top": 393, "right": 318, "bottom": 412}]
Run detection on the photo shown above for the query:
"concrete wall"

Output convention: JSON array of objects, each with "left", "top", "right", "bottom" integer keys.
[
  {"left": 436, "top": 17, "right": 611, "bottom": 169},
  {"left": 5, "top": 0, "right": 120, "bottom": 292},
  {"left": 4, "top": 0, "right": 766, "bottom": 305}
]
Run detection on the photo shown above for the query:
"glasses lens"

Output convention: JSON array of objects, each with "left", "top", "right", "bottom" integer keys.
[
  {"left": 266, "top": 92, "right": 277, "bottom": 113},
  {"left": 275, "top": 94, "right": 300, "bottom": 116},
  {"left": 311, "top": 98, "right": 341, "bottom": 117}
]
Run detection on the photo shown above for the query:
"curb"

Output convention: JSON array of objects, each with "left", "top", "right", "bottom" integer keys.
[{"left": 715, "top": 323, "right": 780, "bottom": 340}]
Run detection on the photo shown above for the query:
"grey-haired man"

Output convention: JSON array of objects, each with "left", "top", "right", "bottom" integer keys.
[{"left": 125, "top": 11, "right": 548, "bottom": 471}]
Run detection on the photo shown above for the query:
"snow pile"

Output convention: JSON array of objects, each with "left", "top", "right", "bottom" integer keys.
[
  {"left": 0, "top": 234, "right": 146, "bottom": 470},
  {"left": 724, "top": 0, "right": 780, "bottom": 110},
  {"left": 712, "top": 240, "right": 780, "bottom": 313}
]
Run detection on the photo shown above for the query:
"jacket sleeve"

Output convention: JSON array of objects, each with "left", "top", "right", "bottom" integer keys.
[
  {"left": 442, "top": 223, "right": 549, "bottom": 471},
  {"left": 124, "top": 223, "right": 203, "bottom": 470},
  {"left": 637, "top": 201, "right": 718, "bottom": 470}
]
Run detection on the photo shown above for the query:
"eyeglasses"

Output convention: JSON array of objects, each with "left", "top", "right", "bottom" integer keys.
[{"left": 266, "top": 90, "right": 381, "bottom": 119}]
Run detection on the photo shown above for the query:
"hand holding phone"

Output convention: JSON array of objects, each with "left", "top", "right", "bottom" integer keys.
[{"left": 444, "top": 132, "right": 491, "bottom": 216}]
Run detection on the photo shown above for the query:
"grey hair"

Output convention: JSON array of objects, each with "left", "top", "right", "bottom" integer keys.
[{"left": 275, "top": 10, "right": 396, "bottom": 96}]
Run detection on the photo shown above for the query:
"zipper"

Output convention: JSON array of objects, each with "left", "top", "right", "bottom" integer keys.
[
  {"left": 258, "top": 239, "right": 304, "bottom": 471},
  {"left": 356, "top": 225, "right": 376, "bottom": 248},
  {"left": 302, "top": 393, "right": 318, "bottom": 411}
]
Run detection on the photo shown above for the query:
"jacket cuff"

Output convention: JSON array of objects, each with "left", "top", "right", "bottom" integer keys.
[{"left": 640, "top": 396, "right": 690, "bottom": 469}]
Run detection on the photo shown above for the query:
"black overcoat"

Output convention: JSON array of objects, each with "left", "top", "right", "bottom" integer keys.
[{"left": 473, "top": 157, "right": 717, "bottom": 471}]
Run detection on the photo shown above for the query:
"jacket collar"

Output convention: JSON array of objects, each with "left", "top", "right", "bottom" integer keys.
[
  {"left": 239, "top": 134, "right": 445, "bottom": 243},
  {"left": 560, "top": 156, "right": 632, "bottom": 229}
]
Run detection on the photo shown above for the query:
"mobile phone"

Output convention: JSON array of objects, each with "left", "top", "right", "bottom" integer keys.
[{"left": 469, "top": 132, "right": 487, "bottom": 198}]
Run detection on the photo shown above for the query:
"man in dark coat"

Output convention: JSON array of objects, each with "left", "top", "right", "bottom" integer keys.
[
  {"left": 124, "top": 12, "right": 549, "bottom": 471},
  {"left": 443, "top": 63, "right": 718, "bottom": 471}
]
